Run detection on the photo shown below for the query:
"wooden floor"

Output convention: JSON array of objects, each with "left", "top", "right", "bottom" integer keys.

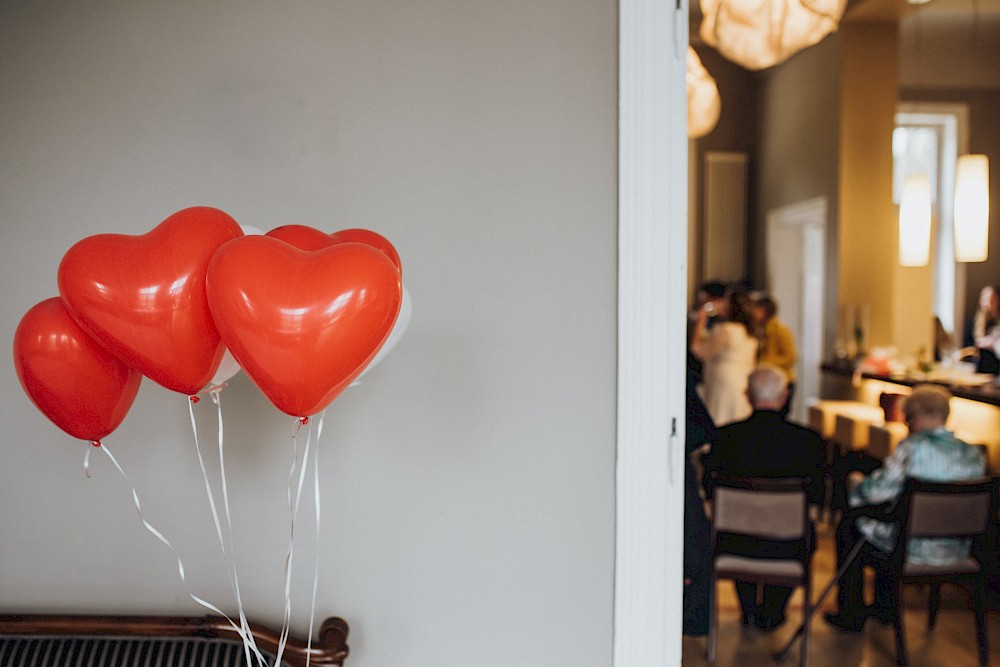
[{"left": 683, "top": 519, "right": 998, "bottom": 666}]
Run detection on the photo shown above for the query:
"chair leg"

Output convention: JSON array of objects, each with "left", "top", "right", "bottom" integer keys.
[
  {"left": 893, "top": 581, "right": 908, "bottom": 666},
  {"left": 799, "top": 592, "right": 810, "bottom": 667},
  {"left": 974, "top": 577, "right": 988, "bottom": 667},
  {"left": 707, "top": 574, "right": 717, "bottom": 663},
  {"left": 927, "top": 583, "right": 940, "bottom": 630}
]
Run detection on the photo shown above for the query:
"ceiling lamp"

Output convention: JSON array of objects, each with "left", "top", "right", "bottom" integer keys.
[
  {"left": 700, "top": 0, "right": 847, "bottom": 71},
  {"left": 687, "top": 47, "right": 722, "bottom": 139},
  {"left": 899, "top": 173, "right": 932, "bottom": 266},
  {"left": 954, "top": 154, "right": 990, "bottom": 262}
]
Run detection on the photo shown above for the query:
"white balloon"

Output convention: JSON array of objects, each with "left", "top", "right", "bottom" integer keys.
[
  {"left": 207, "top": 348, "right": 242, "bottom": 388},
  {"left": 352, "top": 284, "right": 412, "bottom": 386}
]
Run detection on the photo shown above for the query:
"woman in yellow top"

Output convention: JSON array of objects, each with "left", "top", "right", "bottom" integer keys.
[{"left": 755, "top": 296, "right": 797, "bottom": 418}]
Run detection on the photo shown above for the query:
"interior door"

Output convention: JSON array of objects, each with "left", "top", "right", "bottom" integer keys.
[{"left": 766, "top": 197, "right": 827, "bottom": 424}]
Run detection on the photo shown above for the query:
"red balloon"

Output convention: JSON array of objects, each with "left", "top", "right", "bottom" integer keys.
[
  {"left": 14, "top": 298, "right": 142, "bottom": 442},
  {"left": 57, "top": 206, "right": 243, "bottom": 395},
  {"left": 206, "top": 236, "right": 402, "bottom": 417},
  {"left": 266, "top": 226, "right": 402, "bottom": 276}
]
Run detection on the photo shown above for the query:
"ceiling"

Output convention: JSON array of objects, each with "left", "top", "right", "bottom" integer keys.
[{"left": 845, "top": 0, "right": 1000, "bottom": 22}]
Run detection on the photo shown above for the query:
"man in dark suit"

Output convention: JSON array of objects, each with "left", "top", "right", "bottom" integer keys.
[{"left": 702, "top": 364, "right": 826, "bottom": 632}]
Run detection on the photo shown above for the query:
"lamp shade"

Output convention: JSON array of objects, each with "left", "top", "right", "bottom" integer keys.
[
  {"left": 700, "top": 0, "right": 846, "bottom": 71},
  {"left": 687, "top": 47, "right": 721, "bottom": 139},
  {"left": 899, "top": 173, "right": 932, "bottom": 266},
  {"left": 954, "top": 154, "right": 989, "bottom": 262}
]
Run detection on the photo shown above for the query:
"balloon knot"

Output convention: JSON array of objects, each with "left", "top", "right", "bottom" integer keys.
[
  {"left": 90, "top": 440, "right": 102, "bottom": 448},
  {"left": 299, "top": 416, "right": 309, "bottom": 425},
  {"left": 189, "top": 395, "right": 200, "bottom": 404}
]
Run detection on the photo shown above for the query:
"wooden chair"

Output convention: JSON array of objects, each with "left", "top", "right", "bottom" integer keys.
[
  {"left": 707, "top": 476, "right": 813, "bottom": 667},
  {"left": 862, "top": 477, "right": 998, "bottom": 666}
]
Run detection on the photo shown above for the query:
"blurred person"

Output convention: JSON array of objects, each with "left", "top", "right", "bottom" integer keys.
[
  {"left": 963, "top": 285, "right": 1000, "bottom": 374},
  {"left": 754, "top": 296, "right": 797, "bottom": 418},
  {"left": 824, "top": 385, "right": 987, "bottom": 632},
  {"left": 683, "top": 367, "right": 718, "bottom": 636},
  {"left": 701, "top": 365, "right": 825, "bottom": 632},
  {"left": 690, "top": 288, "right": 758, "bottom": 427},
  {"left": 688, "top": 281, "right": 729, "bottom": 382}
]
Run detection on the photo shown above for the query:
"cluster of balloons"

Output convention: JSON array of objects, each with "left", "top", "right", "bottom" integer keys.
[{"left": 13, "top": 207, "right": 407, "bottom": 444}]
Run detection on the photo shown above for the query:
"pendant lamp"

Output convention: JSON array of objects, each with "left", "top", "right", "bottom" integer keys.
[
  {"left": 899, "top": 173, "right": 932, "bottom": 267},
  {"left": 954, "top": 154, "right": 989, "bottom": 262},
  {"left": 700, "top": 0, "right": 847, "bottom": 71},
  {"left": 687, "top": 47, "right": 722, "bottom": 139}
]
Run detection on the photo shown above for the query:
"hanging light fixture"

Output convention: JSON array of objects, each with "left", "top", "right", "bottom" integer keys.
[
  {"left": 700, "top": 0, "right": 847, "bottom": 71},
  {"left": 687, "top": 47, "right": 722, "bottom": 139},
  {"left": 954, "top": 154, "right": 990, "bottom": 262},
  {"left": 899, "top": 173, "right": 932, "bottom": 266}
]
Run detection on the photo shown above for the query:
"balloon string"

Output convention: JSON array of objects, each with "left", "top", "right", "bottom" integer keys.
[
  {"left": 208, "top": 390, "right": 265, "bottom": 667},
  {"left": 188, "top": 395, "right": 266, "bottom": 666},
  {"left": 305, "top": 412, "right": 325, "bottom": 667},
  {"left": 96, "top": 443, "right": 266, "bottom": 664},
  {"left": 274, "top": 414, "right": 316, "bottom": 665}
]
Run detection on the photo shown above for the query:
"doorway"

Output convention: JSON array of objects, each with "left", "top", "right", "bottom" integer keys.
[{"left": 766, "top": 197, "right": 828, "bottom": 424}]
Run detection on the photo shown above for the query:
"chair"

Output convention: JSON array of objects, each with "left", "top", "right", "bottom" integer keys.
[
  {"left": 707, "top": 476, "right": 813, "bottom": 667},
  {"left": 860, "top": 477, "right": 998, "bottom": 666}
]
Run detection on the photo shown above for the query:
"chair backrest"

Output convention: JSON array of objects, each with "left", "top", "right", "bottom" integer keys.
[
  {"left": 903, "top": 477, "right": 998, "bottom": 541},
  {"left": 711, "top": 476, "right": 808, "bottom": 542}
]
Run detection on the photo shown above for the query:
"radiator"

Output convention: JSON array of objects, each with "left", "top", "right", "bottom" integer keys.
[{"left": 702, "top": 151, "right": 748, "bottom": 283}]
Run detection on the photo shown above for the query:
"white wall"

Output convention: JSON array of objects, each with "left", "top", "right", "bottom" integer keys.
[{"left": 0, "top": 2, "right": 618, "bottom": 665}]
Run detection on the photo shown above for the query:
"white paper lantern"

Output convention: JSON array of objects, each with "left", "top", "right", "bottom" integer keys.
[
  {"left": 687, "top": 47, "right": 722, "bottom": 139},
  {"left": 700, "top": 0, "right": 847, "bottom": 71}
]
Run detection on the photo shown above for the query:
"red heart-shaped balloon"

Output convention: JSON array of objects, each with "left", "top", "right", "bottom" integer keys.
[
  {"left": 206, "top": 236, "right": 402, "bottom": 417},
  {"left": 267, "top": 225, "right": 402, "bottom": 276},
  {"left": 14, "top": 297, "right": 142, "bottom": 443},
  {"left": 57, "top": 206, "right": 243, "bottom": 395}
]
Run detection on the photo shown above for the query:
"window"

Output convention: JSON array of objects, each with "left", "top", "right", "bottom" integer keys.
[{"left": 893, "top": 104, "right": 969, "bottom": 336}]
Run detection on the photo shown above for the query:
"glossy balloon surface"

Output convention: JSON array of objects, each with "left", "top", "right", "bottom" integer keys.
[
  {"left": 207, "top": 236, "right": 402, "bottom": 417},
  {"left": 57, "top": 206, "right": 243, "bottom": 394},
  {"left": 14, "top": 298, "right": 142, "bottom": 441},
  {"left": 267, "top": 226, "right": 402, "bottom": 275}
]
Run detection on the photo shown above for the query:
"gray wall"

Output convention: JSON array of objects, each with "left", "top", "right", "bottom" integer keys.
[
  {"left": 0, "top": 3, "right": 618, "bottom": 666},
  {"left": 753, "top": 35, "right": 842, "bottom": 350}
]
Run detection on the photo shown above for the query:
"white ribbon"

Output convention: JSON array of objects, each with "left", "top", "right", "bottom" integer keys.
[
  {"left": 273, "top": 412, "right": 325, "bottom": 667},
  {"left": 191, "top": 391, "right": 265, "bottom": 666},
  {"left": 95, "top": 442, "right": 267, "bottom": 665}
]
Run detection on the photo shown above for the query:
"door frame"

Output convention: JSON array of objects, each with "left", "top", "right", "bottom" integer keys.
[{"left": 614, "top": 0, "right": 688, "bottom": 664}]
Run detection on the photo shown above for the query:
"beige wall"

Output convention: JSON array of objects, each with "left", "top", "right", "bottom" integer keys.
[{"left": 838, "top": 22, "right": 934, "bottom": 357}]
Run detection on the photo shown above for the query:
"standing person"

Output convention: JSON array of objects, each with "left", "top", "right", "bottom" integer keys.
[
  {"left": 683, "top": 367, "right": 718, "bottom": 636},
  {"left": 690, "top": 288, "right": 758, "bottom": 427},
  {"left": 687, "top": 281, "right": 728, "bottom": 383},
  {"left": 755, "top": 296, "right": 798, "bottom": 418},
  {"left": 824, "top": 385, "right": 987, "bottom": 632},
  {"left": 701, "top": 365, "right": 825, "bottom": 632}
]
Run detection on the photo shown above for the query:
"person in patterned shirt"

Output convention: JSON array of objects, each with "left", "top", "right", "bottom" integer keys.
[{"left": 824, "top": 384, "right": 986, "bottom": 632}]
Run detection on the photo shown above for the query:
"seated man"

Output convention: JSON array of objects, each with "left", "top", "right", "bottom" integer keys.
[
  {"left": 701, "top": 364, "right": 826, "bottom": 632},
  {"left": 824, "top": 384, "right": 987, "bottom": 632}
]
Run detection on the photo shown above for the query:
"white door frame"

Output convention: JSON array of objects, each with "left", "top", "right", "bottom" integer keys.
[{"left": 615, "top": 0, "right": 688, "bottom": 664}]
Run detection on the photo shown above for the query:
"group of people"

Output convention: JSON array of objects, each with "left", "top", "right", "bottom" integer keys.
[
  {"left": 688, "top": 281, "right": 797, "bottom": 428},
  {"left": 683, "top": 283, "right": 988, "bottom": 639}
]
